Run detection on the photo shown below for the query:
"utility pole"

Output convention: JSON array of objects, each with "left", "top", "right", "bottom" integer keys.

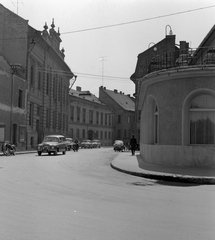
[
  {"left": 99, "top": 56, "right": 107, "bottom": 86},
  {"left": 11, "top": 0, "right": 23, "bottom": 15}
]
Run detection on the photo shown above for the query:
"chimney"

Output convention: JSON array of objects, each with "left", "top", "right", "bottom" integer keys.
[
  {"left": 180, "top": 41, "right": 189, "bottom": 54},
  {"left": 76, "top": 86, "right": 81, "bottom": 91},
  {"left": 114, "top": 89, "right": 118, "bottom": 93}
]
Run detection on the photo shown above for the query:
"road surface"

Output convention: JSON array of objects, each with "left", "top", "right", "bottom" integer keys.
[{"left": 0, "top": 148, "right": 215, "bottom": 240}]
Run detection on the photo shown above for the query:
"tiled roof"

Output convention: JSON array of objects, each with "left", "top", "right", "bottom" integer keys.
[
  {"left": 103, "top": 88, "right": 135, "bottom": 111},
  {"left": 69, "top": 89, "right": 104, "bottom": 104}
]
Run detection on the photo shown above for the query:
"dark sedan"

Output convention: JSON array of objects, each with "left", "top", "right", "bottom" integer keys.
[{"left": 37, "top": 135, "right": 67, "bottom": 156}]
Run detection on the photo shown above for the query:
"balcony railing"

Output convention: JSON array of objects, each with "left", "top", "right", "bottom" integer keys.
[{"left": 148, "top": 47, "right": 215, "bottom": 74}]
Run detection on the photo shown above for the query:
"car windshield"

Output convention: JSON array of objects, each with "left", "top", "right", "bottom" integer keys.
[{"left": 43, "top": 137, "right": 59, "bottom": 142}]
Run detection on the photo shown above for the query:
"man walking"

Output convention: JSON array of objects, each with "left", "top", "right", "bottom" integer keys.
[{"left": 130, "top": 134, "right": 137, "bottom": 156}]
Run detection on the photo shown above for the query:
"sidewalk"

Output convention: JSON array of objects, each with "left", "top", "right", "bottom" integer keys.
[{"left": 111, "top": 151, "right": 215, "bottom": 184}]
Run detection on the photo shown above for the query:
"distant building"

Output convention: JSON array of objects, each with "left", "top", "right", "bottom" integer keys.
[
  {"left": 131, "top": 25, "right": 215, "bottom": 168},
  {"left": 69, "top": 87, "right": 114, "bottom": 146},
  {"left": 99, "top": 86, "right": 135, "bottom": 144},
  {"left": 0, "top": 4, "right": 76, "bottom": 150}
]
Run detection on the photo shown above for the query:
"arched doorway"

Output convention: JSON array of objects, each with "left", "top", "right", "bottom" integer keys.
[{"left": 88, "top": 130, "right": 94, "bottom": 140}]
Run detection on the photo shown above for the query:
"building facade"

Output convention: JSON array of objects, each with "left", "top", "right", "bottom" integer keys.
[
  {"left": 0, "top": 4, "right": 28, "bottom": 150},
  {"left": 69, "top": 87, "right": 114, "bottom": 146},
  {"left": 0, "top": 4, "right": 75, "bottom": 150},
  {"left": 99, "top": 86, "right": 135, "bottom": 145},
  {"left": 131, "top": 24, "right": 215, "bottom": 168}
]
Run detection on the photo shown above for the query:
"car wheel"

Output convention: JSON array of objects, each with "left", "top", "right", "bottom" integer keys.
[{"left": 38, "top": 151, "right": 42, "bottom": 156}]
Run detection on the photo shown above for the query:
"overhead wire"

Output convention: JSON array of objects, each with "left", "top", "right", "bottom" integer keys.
[
  {"left": 38, "top": 68, "right": 129, "bottom": 81},
  {"left": 61, "top": 5, "right": 215, "bottom": 34}
]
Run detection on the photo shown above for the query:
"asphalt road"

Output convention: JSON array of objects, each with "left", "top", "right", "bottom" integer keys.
[{"left": 0, "top": 148, "right": 215, "bottom": 240}]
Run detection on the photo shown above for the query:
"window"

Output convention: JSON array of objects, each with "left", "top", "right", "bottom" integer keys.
[
  {"left": 77, "top": 106, "right": 80, "bottom": 122},
  {"left": 189, "top": 94, "right": 215, "bottom": 144},
  {"left": 89, "top": 110, "right": 93, "bottom": 124},
  {"left": 53, "top": 74, "right": 57, "bottom": 100},
  {"left": 30, "top": 65, "right": 34, "bottom": 87},
  {"left": 46, "top": 109, "right": 50, "bottom": 128},
  {"left": 118, "top": 115, "right": 121, "bottom": 124},
  {"left": 117, "top": 129, "right": 121, "bottom": 139},
  {"left": 154, "top": 105, "right": 158, "bottom": 144},
  {"left": 83, "top": 108, "right": 86, "bottom": 123},
  {"left": 53, "top": 111, "right": 56, "bottom": 129},
  {"left": 18, "top": 89, "right": 23, "bottom": 108},
  {"left": 96, "top": 112, "right": 99, "bottom": 124},
  {"left": 38, "top": 71, "right": 41, "bottom": 90},
  {"left": 70, "top": 106, "right": 74, "bottom": 121},
  {"left": 76, "top": 129, "right": 79, "bottom": 139},
  {"left": 109, "top": 115, "right": 111, "bottom": 126},
  {"left": 58, "top": 113, "right": 61, "bottom": 130},
  {"left": 147, "top": 96, "right": 158, "bottom": 144},
  {"left": 101, "top": 113, "right": 103, "bottom": 125},
  {"left": 128, "top": 116, "right": 131, "bottom": 124},
  {"left": 29, "top": 102, "right": 33, "bottom": 126},
  {"left": 105, "top": 114, "right": 107, "bottom": 125},
  {"left": 46, "top": 71, "right": 50, "bottom": 95},
  {"left": 19, "top": 126, "right": 26, "bottom": 142}
]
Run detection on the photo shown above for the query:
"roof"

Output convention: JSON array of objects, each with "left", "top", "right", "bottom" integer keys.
[
  {"left": 69, "top": 88, "right": 105, "bottom": 105},
  {"left": 102, "top": 88, "right": 135, "bottom": 111},
  {"left": 197, "top": 24, "right": 215, "bottom": 49}
]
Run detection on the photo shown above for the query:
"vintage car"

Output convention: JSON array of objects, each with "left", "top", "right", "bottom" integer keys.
[
  {"left": 113, "top": 140, "right": 125, "bottom": 152},
  {"left": 37, "top": 135, "right": 67, "bottom": 156},
  {"left": 65, "top": 138, "right": 75, "bottom": 151},
  {"left": 80, "top": 140, "right": 92, "bottom": 149},
  {"left": 91, "top": 140, "right": 101, "bottom": 148}
]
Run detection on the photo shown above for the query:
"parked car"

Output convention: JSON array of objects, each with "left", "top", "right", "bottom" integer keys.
[
  {"left": 80, "top": 140, "right": 92, "bottom": 149},
  {"left": 65, "top": 138, "right": 75, "bottom": 151},
  {"left": 204, "top": 49, "right": 215, "bottom": 64},
  {"left": 37, "top": 135, "right": 67, "bottom": 156},
  {"left": 91, "top": 140, "right": 101, "bottom": 148},
  {"left": 113, "top": 140, "right": 125, "bottom": 152}
]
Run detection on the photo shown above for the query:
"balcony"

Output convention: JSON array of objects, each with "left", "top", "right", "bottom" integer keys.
[{"left": 148, "top": 47, "right": 215, "bottom": 74}]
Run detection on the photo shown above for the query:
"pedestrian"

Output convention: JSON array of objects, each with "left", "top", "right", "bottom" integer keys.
[{"left": 130, "top": 134, "right": 137, "bottom": 156}]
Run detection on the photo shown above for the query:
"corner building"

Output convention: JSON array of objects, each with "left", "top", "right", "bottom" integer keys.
[{"left": 131, "top": 24, "right": 215, "bottom": 168}]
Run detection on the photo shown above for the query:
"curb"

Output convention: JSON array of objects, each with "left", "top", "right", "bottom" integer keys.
[{"left": 110, "top": 162, "right": 215, "bottom": 185}]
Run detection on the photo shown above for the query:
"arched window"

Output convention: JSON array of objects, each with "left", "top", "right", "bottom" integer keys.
[
  {"left": 154, "top": 105, "right": 158, "bottom": 144},
  {"left": 189, "top": 94, "right": 215, "bottom": 144},
  {"left": 146, "top": 96, "right": 159, "bottom": 144}
]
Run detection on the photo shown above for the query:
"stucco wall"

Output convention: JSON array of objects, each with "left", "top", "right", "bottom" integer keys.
[
  {"left": 139, "top": 66, "right": 215, "bottom": 168},
  {"left": 141, "top": 144, "right": 215, "bottom": 168}
]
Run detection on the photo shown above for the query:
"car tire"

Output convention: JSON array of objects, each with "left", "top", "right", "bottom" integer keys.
[{"left": 62, "top": 150, "right": 66, "bottom": 155}]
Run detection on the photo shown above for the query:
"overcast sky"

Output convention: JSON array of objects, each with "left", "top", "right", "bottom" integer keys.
[{"left": 2, "top": 0, "right": 215, "bottom": 96}]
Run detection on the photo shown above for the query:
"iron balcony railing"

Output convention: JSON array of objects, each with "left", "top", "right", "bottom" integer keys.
[{"left": 148, "top": 47, "right": 215, "bottom": 74}]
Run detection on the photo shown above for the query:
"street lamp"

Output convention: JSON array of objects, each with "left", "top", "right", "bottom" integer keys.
[{"left": 165, "top": 25, "right": 173, "bottom": 36}]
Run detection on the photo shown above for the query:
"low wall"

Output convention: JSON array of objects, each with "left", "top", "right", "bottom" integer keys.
[{"left": 140, "top": 144, "right": 215, "bottom": 168}]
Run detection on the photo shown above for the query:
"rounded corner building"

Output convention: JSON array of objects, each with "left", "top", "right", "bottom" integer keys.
[{"left": 131, "top": 24, "right": 215, "bottom": 168}]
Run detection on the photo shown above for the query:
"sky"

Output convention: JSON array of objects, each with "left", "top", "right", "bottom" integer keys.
[{"left": 1, "top": 0, "right": 215, "bottom": 97}]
